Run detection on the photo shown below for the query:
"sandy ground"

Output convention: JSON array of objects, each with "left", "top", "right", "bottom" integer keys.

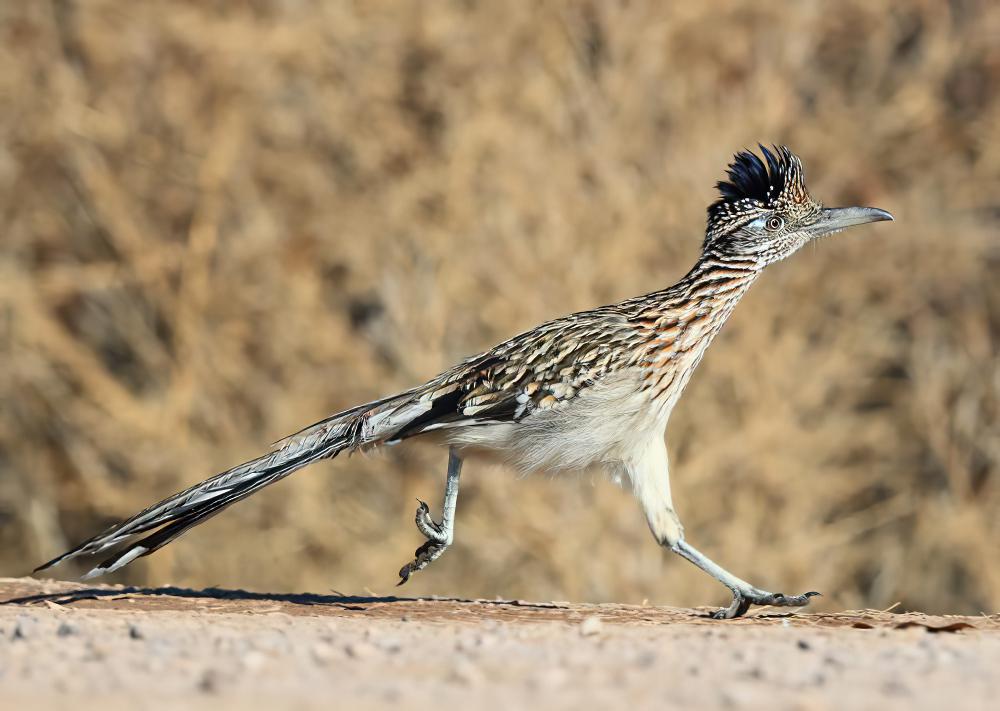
[{"left": 1, "top": 578, "right": 997, "bottom": 710}]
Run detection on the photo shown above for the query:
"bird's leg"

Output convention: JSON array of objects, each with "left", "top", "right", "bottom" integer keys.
[
  {"left": 669, "top": 539, "right": 820, "bottom": 619},
  {"left": 397, "top": 448, "right": 463, "bottom": 585},
  {"left": 628, "top": 439, "right": 818, "bottom": 619}
]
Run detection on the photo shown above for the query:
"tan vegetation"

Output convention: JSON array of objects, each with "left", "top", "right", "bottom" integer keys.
[{"left": 1, "top": 1, "right": 998, "bottom": 614}]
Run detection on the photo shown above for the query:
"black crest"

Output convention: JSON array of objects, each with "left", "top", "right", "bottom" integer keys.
[{"left": 708, "top": 145, "right": 803, "bottom": 222}]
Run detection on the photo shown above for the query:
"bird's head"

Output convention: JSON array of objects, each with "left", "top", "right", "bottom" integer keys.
[{"left": 705, "top": 145, "right": 892, "bottom": 265}]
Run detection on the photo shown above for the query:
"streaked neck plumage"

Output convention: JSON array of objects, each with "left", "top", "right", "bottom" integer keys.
[{"left": 632, "top": 248, "right": 765, "bottom": 412}]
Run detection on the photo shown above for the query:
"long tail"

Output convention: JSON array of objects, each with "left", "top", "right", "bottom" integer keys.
[{"left": 34, "top": 390, "right": 430, "bottom": 579}]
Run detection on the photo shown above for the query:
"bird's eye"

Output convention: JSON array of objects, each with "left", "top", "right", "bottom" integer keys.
[{"left": 765, "top": 216, "right": 784, "bottom": 231}]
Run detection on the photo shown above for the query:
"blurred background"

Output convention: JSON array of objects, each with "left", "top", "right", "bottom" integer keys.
[{"left": 1, "top": 1, "right": 998, "bottom": 614}]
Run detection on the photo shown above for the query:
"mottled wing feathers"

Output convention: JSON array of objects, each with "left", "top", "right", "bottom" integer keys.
[{"left": 386, "top": 308, "right": 643, "bottom": 441}]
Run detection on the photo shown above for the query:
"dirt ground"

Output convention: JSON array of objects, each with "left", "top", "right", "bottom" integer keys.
[{"left": 1, "top": 578, "right": 997, "bottom": 710}]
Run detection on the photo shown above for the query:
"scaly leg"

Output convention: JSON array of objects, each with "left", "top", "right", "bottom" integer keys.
[
  {"left": 627, "top": 437, "right": 819, "bottom": 619},
  {"left": 670, "top": 539, "right": 820, "bottom": 619},
  {"left": 397, "top": 447, "right": 463, "bottom": 585}
]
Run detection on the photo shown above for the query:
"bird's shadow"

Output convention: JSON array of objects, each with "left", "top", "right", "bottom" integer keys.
[{"left": 1, "top": 582, "right": 566, "bottom": 613}]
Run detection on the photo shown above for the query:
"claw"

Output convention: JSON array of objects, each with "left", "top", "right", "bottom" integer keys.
[
  {"left": 711, "top": 588, "right": 821, "bottom": 620},
  {"left": 397, "top": 539, "right": 445, "bottom": 586},
  {"left": 397, "top": 565, "right": 412, "bottom": 586}
]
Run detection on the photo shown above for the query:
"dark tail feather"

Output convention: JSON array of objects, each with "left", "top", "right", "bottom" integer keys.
[
  {"left": 34, "top": 436, "right": 343, "bottom": 578},
  {"left": 79, "top": 497, "right": 233, "bottom": 579},
  {"left": 83, "top": 438, "right": 344, "bottom": 579},
  {"left": 34, "top": 391, "right": 427, "bottom": 578}
]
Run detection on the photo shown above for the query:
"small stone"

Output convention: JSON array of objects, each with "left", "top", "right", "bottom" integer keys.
[
  {"left": 84, "top": 641, "right": 108, "bottom": 662},
  {"left": 198, "top": 669, "right": 222, "bottom": 694},
  {"left": 635, "top": 651, "right": 657, "bottom": 668},
  {"left": 242, "top": 650, "right": 268, "bottom": 672},
  {"left": 579, "top": 616, "right": 603, "bottom": 637},
  {"left": 479, "top": 632, "right": 498, "bottom": 647},
  {"left": 311, "top": 642, "right": 336, "bottom": 664},
  {"left": 344, "top": 641, "right": 376, "bottom": 659},
  {"left": 468, "top": 632, "right": 496, "bottom": 649},
  {"left": 448, "top": 659, "right": 483, "bottom": 685},
  {"left": 129, "top": 624, "right": 144, "bottom": 640},
  {"left": 12, "top": 617, "right": 37, "bottom": 640},
  {"left": 797, "top": 639, "right": 811, "bottom": 651},
  {"left": 882, "top": 679, "right": 910, "bottom": 696},
  {"left": 56, "top": 622, "right": 78, "bottom": 637},
  {"left": 378, "top": 638, "right": 402, "bottom": 654}
]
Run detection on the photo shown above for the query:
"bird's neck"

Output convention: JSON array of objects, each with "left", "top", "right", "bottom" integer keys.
[
  {"left": 632, "top": 250, "right": 764, "bottom": 406},
  {"left": 644, "top": 250, "right": 764, "bottom": 320},
  {"left": 677, "top": 250, "right": 764, "bottom": 297}
]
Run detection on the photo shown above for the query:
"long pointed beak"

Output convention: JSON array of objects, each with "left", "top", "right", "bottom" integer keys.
[{"left": 807, "top": 206, "right": 894, "bottom": 237}]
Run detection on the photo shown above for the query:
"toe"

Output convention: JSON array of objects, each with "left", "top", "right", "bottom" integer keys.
[
  {"left": 397, "top": 564, "right": 413, "bottom": 586},
  {"left": 767, "top": 590, "right": 820, "bottom": 607}
]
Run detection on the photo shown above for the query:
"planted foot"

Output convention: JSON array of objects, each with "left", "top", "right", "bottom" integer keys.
[{"left": 711, "top": 588, "right": 821, "bottom": 620}]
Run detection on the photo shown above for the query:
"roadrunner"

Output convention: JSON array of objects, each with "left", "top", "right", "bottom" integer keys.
[{"left": 36, "top": 146, "right": 892, "bottom": 619}]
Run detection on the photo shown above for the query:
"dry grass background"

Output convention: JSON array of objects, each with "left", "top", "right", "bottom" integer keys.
[{"left": 1, "top": 1, "right": 998, "bottom": 614}]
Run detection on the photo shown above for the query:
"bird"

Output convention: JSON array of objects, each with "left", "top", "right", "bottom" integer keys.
[{"left": 34, "top": 145, "right": 893, "bottom": 619}]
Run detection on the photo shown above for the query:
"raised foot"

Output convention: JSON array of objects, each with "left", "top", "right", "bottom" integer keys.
[
  {"left": 397, "top": 500, "right": 450, "bottom": 586},
  {"left": 711, "top": 589, "right": 821, "bottom": 620}
]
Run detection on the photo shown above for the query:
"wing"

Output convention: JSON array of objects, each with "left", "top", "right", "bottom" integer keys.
[{"left": 389, "top": 307, "right": 640, "bottom": 441}]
